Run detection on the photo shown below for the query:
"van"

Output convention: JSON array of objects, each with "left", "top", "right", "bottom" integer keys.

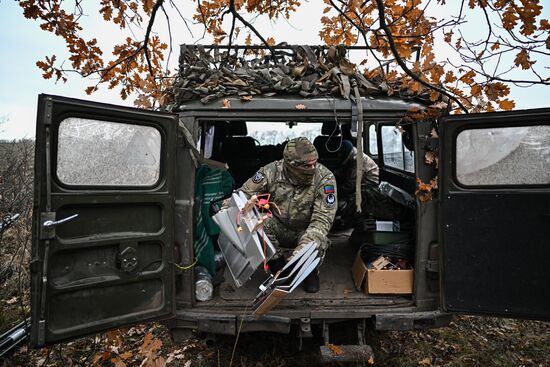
[{"left": 29, "top": 48, "right": 550, "bottom": 359}]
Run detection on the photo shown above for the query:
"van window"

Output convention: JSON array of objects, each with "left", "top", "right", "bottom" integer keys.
[
  {"left": 247, "top": 122, "right": 322, "bottom": 145},
  {"left": 456, "top": 125, "right": 550, "bottom": 186},
  {"left": 368, "top": 124, "right": 378, "bottom": 155},
  {"left": 381, "top": 125, "right": 414, "bottom": 173},
  {"left": 57, "top": 117, "right": 161, "bottom": 186}
]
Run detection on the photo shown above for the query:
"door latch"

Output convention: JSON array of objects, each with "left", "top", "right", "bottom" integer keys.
[
  {"left": 40, "top": 213, "right": 78, "bottom": 240},
  {"left": 43, "top": 213, "right": 79, "bottom": 230}
]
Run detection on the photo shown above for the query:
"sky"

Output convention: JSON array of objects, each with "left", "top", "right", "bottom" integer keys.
[{"left": 0, "top": 1, "right": 548, "bottom": 140}]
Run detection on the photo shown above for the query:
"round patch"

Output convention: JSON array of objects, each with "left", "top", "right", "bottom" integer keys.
[
  {"left": 252, "top": 171, "right": 265, "bottom": 183},
  {"left": 325, "top": 193, "right": 336, "bottom": 207}
]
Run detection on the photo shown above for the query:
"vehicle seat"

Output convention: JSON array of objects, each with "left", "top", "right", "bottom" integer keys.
[
  {"left": 220, "top": 121, "right": 261, "bottom": 187},
  {"left": 313, "top": 122, "right": 352, "bottom": 171}
]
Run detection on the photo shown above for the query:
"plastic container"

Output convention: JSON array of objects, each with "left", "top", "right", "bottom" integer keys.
[{"left": 194, "top": 266, "right": 213, "bottom": 302}]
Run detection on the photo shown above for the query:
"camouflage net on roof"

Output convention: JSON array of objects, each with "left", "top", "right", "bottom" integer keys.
[{"left": 165, "top": 45, "right": 433, "bottom": 111}]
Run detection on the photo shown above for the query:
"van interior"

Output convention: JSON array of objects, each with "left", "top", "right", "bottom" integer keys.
[{"left": 195, "top": 118, "right": 418, "bottom": 310}]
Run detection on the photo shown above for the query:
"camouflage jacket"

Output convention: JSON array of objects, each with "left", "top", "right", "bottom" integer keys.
[
  {"left": 239, "top": 160, "right": 337, "bottom": 246},
  {"left": 333, "top": 147, "right": 379, "bottom": 198}
]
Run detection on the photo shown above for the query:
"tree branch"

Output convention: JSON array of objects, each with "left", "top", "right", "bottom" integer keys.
[
  {"left": 374, "top": 0, "right": 468, "bottom": 112},
  {"left": 228, "top": 0, "right": 277, "bottom": 57}
]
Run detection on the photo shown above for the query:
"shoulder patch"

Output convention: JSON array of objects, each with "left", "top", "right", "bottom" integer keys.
[
  {"left": 325, "top": 193, "right": 336, "bottom": 208},
  {"left": 252, "top": 171, "right": 265, "bottom": 184},
  {"left": 323, "top": 185, "right": 335, "bottom": 194}
]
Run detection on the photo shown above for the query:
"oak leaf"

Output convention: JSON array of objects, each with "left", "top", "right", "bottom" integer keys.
[
  {"left": 498, "top": 99, "right": 515, "bottom": 110},
  {"left": 139, "top": 332, "right": 163, "bottom": 356},
  {"left": 295, "top": 104, "right": 307, "bottom": 109},
  {"left": 240, "top": 95, "right": 253, "bottom": 102},
  {"left": 222, "top": 99, "right": 231, "bottom": 109},
  {"left": 514, "top": 49, "right": 533, "bottom": 70},
  {"left": 120, "top": 351, "right": 133, "bottom": 360},
  {"left": 459, "top": 70, "right": 476, "bottom": 85}
]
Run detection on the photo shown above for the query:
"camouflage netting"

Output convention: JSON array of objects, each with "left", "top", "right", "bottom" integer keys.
[{"left": 165, "top": 45, "right": 434, "bottom": 111}]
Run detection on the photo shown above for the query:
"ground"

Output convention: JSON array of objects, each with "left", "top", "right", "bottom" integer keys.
[{"left": 2, "top": 315, "right": 550, "bottom": 366}]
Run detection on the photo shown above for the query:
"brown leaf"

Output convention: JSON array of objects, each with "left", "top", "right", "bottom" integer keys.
[
  {"left": 139, "top": 332, "right": 163, "bottom": 356},
  {"left": 119, "top": 351, "right": 133, "bottom": 360},
  {"left": 514, "top": 49, "right": 533, "bottom": 70},
  {"left": 498, "top": 99, "right": 515, "bottom": 110},
  {"left": 459, "top": 70, "right": 476, "bottom": 85},
  {"left": 222, "top": 99, "right": 231, "bottom": 109},
  {"left": 144, "top": 356, "right": 166, "bottom": 367},
  {"left": 327, "top": 343, "right": 344, "bottom": 355},
  {"left": 5, "top": 296, "right": 18, "bottom": 305},
  {"left": 418, "top": 357, "right": 432, "bottom": 366},
  {"left": 430, "top": 128, "right": 439, "bottom": 139},
  {"left": 240, "top": 95, "right": 253, "bottom": 102},
  {"left": 295, "top": 103, "right": 307, "bottom": 109},
  {"left": 368, "top": 355, "right": 375, "bottom": 365},
  {"left": 111, "top": 356, "right": 126, "bottom": 367}
]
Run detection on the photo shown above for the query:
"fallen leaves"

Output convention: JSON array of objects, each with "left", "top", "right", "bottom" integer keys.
[
  {"left": 418, "top": 356, "right": 432, "bottom": 366},
  {"left": 295, "top": 103, "right": 307, "bottom": 109},
  {"left": 139, "top": 332, "right": 163, "bottom": 356},
  {"left": 5, "top": 296, "right": 18, "bottom": 304},
  {"left": 222, "top": 99, "right": 231, "bottom": 108}
]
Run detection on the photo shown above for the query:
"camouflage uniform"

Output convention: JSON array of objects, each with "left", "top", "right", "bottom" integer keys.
[
  {"left": 334, "top": 146, "right": 405, "bottom": 222},
  {"left": 239, "top": 137, "right": 337, "bottom": 262}
]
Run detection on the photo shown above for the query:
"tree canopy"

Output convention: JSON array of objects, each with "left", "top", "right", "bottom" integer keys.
[{"left": 19, "top": 0, "right": 550, "bottom": 112}]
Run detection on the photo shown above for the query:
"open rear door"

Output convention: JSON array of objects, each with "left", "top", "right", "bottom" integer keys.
[
  {"left": 31, "top": 95, "right": 177, "bottom": 347},
  {"left": 440, "top": 108, "right": 550, "bottom": 320}
]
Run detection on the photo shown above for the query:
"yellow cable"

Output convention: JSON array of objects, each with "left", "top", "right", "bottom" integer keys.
[{"left": 172, "top": 258, "right": 198, "bottom": 271}]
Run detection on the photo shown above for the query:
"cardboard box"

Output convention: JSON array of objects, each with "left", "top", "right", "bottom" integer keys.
[{"left": 352, "top": 253, "right": 413, "bottom": 294}]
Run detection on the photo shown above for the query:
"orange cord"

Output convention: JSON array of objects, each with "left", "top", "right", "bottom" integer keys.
[{"left": 261, "top": 225, "right": 268, "bottom": 272}]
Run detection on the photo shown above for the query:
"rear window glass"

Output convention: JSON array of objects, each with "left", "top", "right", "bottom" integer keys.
[
  {"left": 381, "top": 125, "right": 414, "bottom": 173},
  {"left": 57, "top": 117, "right": 161, "bottom": 186},
  {"left": 456, "top": 125, "right": 550, "bottom": 186},
  {"left": 247, "top": 122, "right": 322, "bottom": 145}
]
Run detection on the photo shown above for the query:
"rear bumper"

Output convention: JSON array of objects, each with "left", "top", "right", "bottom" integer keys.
[
  {"left": 169, "top": 308, "right": 451, "bottom": 335},
  {"left": 374, "top": 310, "right": 452, "bottom": 330}
]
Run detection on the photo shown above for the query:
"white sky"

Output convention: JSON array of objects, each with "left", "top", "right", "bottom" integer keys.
[{"left": 0, "top": 1, "right": 548, "bottom": 140}]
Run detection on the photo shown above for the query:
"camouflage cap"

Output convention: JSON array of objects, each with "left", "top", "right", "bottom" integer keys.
[{"left": 283, "top": 137, "right": 319, "bottom": 166}]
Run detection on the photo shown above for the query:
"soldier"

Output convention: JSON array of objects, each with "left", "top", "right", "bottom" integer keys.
[
  {"left": 332, "top": 139, "right": 406, "bottom": 226},
  {"left": 238, "top": 137, "right": 337, "bottom": 293}
]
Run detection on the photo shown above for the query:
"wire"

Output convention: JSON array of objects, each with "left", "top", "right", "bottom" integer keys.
[
  {"left": 229, "top": 303, "right": 250, "bottom": 367},
  {"left": 261, "top": 226, "right": 268, "bottom": 272},
  {"left": 324, "top": 97, "right": 344, "bottom": 153},
  {"left": 171, "top": 258, "right": 198, "bottom": 271}
]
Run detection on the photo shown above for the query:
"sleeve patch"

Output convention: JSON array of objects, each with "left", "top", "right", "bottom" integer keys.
[
  {"left": 252, "top": 171, "right": 265, "bottom": 183},
  {"left": 323, "top": 185, "right": 335, "bottom": 194},
  {"left": 325, "top": 193, "right": 336, "bottom": 207}
]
